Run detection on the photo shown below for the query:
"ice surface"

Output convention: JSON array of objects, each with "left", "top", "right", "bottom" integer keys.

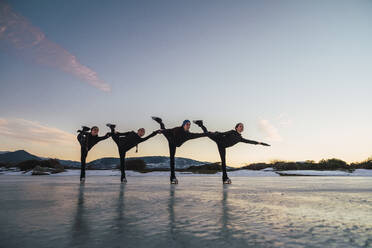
[{"left": 0, "top": 175, "right": 372, "bottom": 248}]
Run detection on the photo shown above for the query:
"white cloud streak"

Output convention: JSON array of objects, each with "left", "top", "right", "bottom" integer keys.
[
  {"left": 0, "top": 1, "right": 111, "bottom": 92},
  {"left": 258, "top": 119, "right": 282, "bottom": 142},
  {"left": 0, "top": 118, "right": 76, "bottom": 146}
]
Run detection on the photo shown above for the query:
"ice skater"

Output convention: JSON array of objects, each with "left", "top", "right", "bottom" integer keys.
[
  {"left": 77, "top": 126, "right": 111, "bottom": 182},
  {"left": 152, "top": 117, "right": 209, "bottom": 184},
  {"left": 193, "top": 120, "right": 270, "bottom": 184},
  {"left": 106, "top": 123, "right": 160, "bottom": 182}
]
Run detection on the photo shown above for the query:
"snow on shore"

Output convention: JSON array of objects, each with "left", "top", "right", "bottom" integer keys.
[{"left": 276, "top": 169, "right": 372, "bottom": 176}]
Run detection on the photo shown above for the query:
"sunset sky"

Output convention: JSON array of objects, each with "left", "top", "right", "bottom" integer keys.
[{"left": 1, "top": 0, "right": 372, "bottom": 166}]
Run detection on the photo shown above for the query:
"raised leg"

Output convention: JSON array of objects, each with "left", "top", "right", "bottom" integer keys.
[
  {"left": 193, "top": 120, "right": 219, "bottom": 142},
  {"left": 193, "top": 120, "right": 208, "bottom": 133},
  {"left": 77, "top": 132, "right": 85, "bottom": 146},
  {"left": 152, "top": 116, "right": 166, "bottom": 130},
  {"left": 111, "top": 132, "right": 120, "bottom": 146}
]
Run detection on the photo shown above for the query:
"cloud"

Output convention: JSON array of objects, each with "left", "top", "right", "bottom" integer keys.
[
  {"left": 258, "top": 119, "right": 282, "bottom": 142},
  {"left": 0, "top": 1, "right": 111, "bottom": 92},
  {"left": 0, "top": 118, "right": 76, "bottom": 146},
  {"left": 278, "top": 113, "right": 293, "bottom": 126}
]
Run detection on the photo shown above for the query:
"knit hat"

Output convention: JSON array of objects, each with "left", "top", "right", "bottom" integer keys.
[{"left": 182, "top": 120, "right": 191, "bottom": 127}]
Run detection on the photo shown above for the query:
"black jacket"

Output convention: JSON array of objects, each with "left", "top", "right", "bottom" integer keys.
[
  {"left": 162, "top": 126, "right": 207, "bottom": 147},
  {"left": 114, "top": 131, "right": 157, "bottom": 151},
  {"left": 78, "top": 132, "right": 111, "bottom": 151},
  {"left": 214, "top": 130, "right": 259, "bottom": 148}
]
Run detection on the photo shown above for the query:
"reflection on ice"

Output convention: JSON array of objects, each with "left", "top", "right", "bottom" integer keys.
[
  {"left": 0, "top": 176, "right": 372, "bottom": 248},
  {"left": 71, "top": 184, "right": 90, "bottom": 247}
]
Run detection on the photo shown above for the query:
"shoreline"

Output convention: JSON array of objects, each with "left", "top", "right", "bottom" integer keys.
[{"left": 2, "top": 168, "right": 372, "bottom": 177}]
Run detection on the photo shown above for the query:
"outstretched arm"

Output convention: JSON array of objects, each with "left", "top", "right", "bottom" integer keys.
[
  {"left": 139, "top": 130, "right": 159, "bottom": 143},
  {"left": 240, "top": 137, "right": 259, "bottom": 145},
  {"left": 97, "top": 132, "right": 112, "bottom": 142},
  {"left": 241, "top": 137, "right": 270, "bottom": 146},
  {"left": 187, "top": 132, "right": 209, "bottom": 140}
]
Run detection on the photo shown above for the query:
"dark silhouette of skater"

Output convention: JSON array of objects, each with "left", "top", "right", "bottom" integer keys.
[
  {"left": 193, "top": 120, "right": 270, "bottom": 184},
  {"left": 106, "top": 123, "right": 159, "bottom": 182},
  {"left": 152, "top": 117, "right": 209, "bottom": 184},
  {"left": 77, "top": 126, "right": 111, "bottom": 181}
]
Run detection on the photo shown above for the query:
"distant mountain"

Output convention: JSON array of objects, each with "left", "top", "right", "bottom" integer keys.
[
  {"left": 86, "top": 156, "right": 208, "bottom": 170},
  {"left": 0, "top": 150, "right": 210, "bottom": 170},
  {"left": 0, "top": 150, "right": 81, "bottom": 167},
  {"left": 0, "top": 150, "right": 40, "bottom": 163},
  {"left": 56, "top": 159, "right": 81, "bottom": 168}
]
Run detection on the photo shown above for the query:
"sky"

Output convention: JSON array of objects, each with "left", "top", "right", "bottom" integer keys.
[{"left": 1, "top": 0, "right": 372, "bottom": 166}]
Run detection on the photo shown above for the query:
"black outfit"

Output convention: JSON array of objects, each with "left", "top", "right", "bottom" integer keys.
[
  {"left": 198, "top": 124, "right": 259, "bottom": 181},
  {"left": 155, "top": 120, "right": 208, "bottom": 181},
  {"left": 77, "top": 131, "right": 110, "bottom": 179},
  {"left": 111, "top": 130, "right": 157, "bottom": 181}
]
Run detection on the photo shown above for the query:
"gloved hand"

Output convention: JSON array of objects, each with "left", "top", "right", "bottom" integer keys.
[{"left": 259, "top": 142, "right": 270, "bottom": 146}]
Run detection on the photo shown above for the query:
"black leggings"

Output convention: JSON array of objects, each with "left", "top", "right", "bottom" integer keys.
[
  {"left": 156, "top": 121, "right": 177, "bottom": 180},
  {"left": 218, "top": 145, "right": 228, "bottom": 180},
  {"left": 78, "top": 134, "right": 88, "bottom": 179},
  {"left": 80, "top": 146, "right": 88, "bottom": 179},
  {"left": 198, "top": 123, "right": 228, "bottom": 180},
  {"left": 119, "top": 150, "right": 126, "bottom": 180},
  {"left": 168, "top": 143, "right": 176, "bottom": 179},
  {"left": 157, "top": 120, "right": 207, "bottom": 181}
]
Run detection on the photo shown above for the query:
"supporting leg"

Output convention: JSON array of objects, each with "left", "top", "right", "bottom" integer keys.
[
  {"left": 218, "top": 145, "right": 231, "bottom": 184},
  {"left": 119, "top": 151, "right": 127, "bottom": 182},
  {"left": 169, "top": 143, "right": 178, "bottom": 184},
  {"left": 80, "top": 147, "right": 88, "bottom": 181}
]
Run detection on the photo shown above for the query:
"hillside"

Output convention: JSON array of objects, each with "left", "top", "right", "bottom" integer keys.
[
  {"left": 0, "top": 150, "right": 209, "bottom": 170},
  {"left": 0, "top": 150, "right": 40, "bottom": 163}
]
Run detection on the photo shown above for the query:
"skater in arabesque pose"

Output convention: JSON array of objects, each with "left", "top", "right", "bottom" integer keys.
[
  {"left": 106, "top": 123, "right": 160, "bottom": 182},
  {"left": 193, "top": 120, "right": 270, "bottom": 184},
  {"left": 152, "top": 117, "right": 209, "bottom": 184},
  {"left": 77, "top": 126, "right": 111, "bottom": 182}
]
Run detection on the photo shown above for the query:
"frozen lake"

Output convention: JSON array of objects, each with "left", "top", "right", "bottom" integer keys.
[{"left": 1, "top": 175, "right": 372, "bottom": 248}]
